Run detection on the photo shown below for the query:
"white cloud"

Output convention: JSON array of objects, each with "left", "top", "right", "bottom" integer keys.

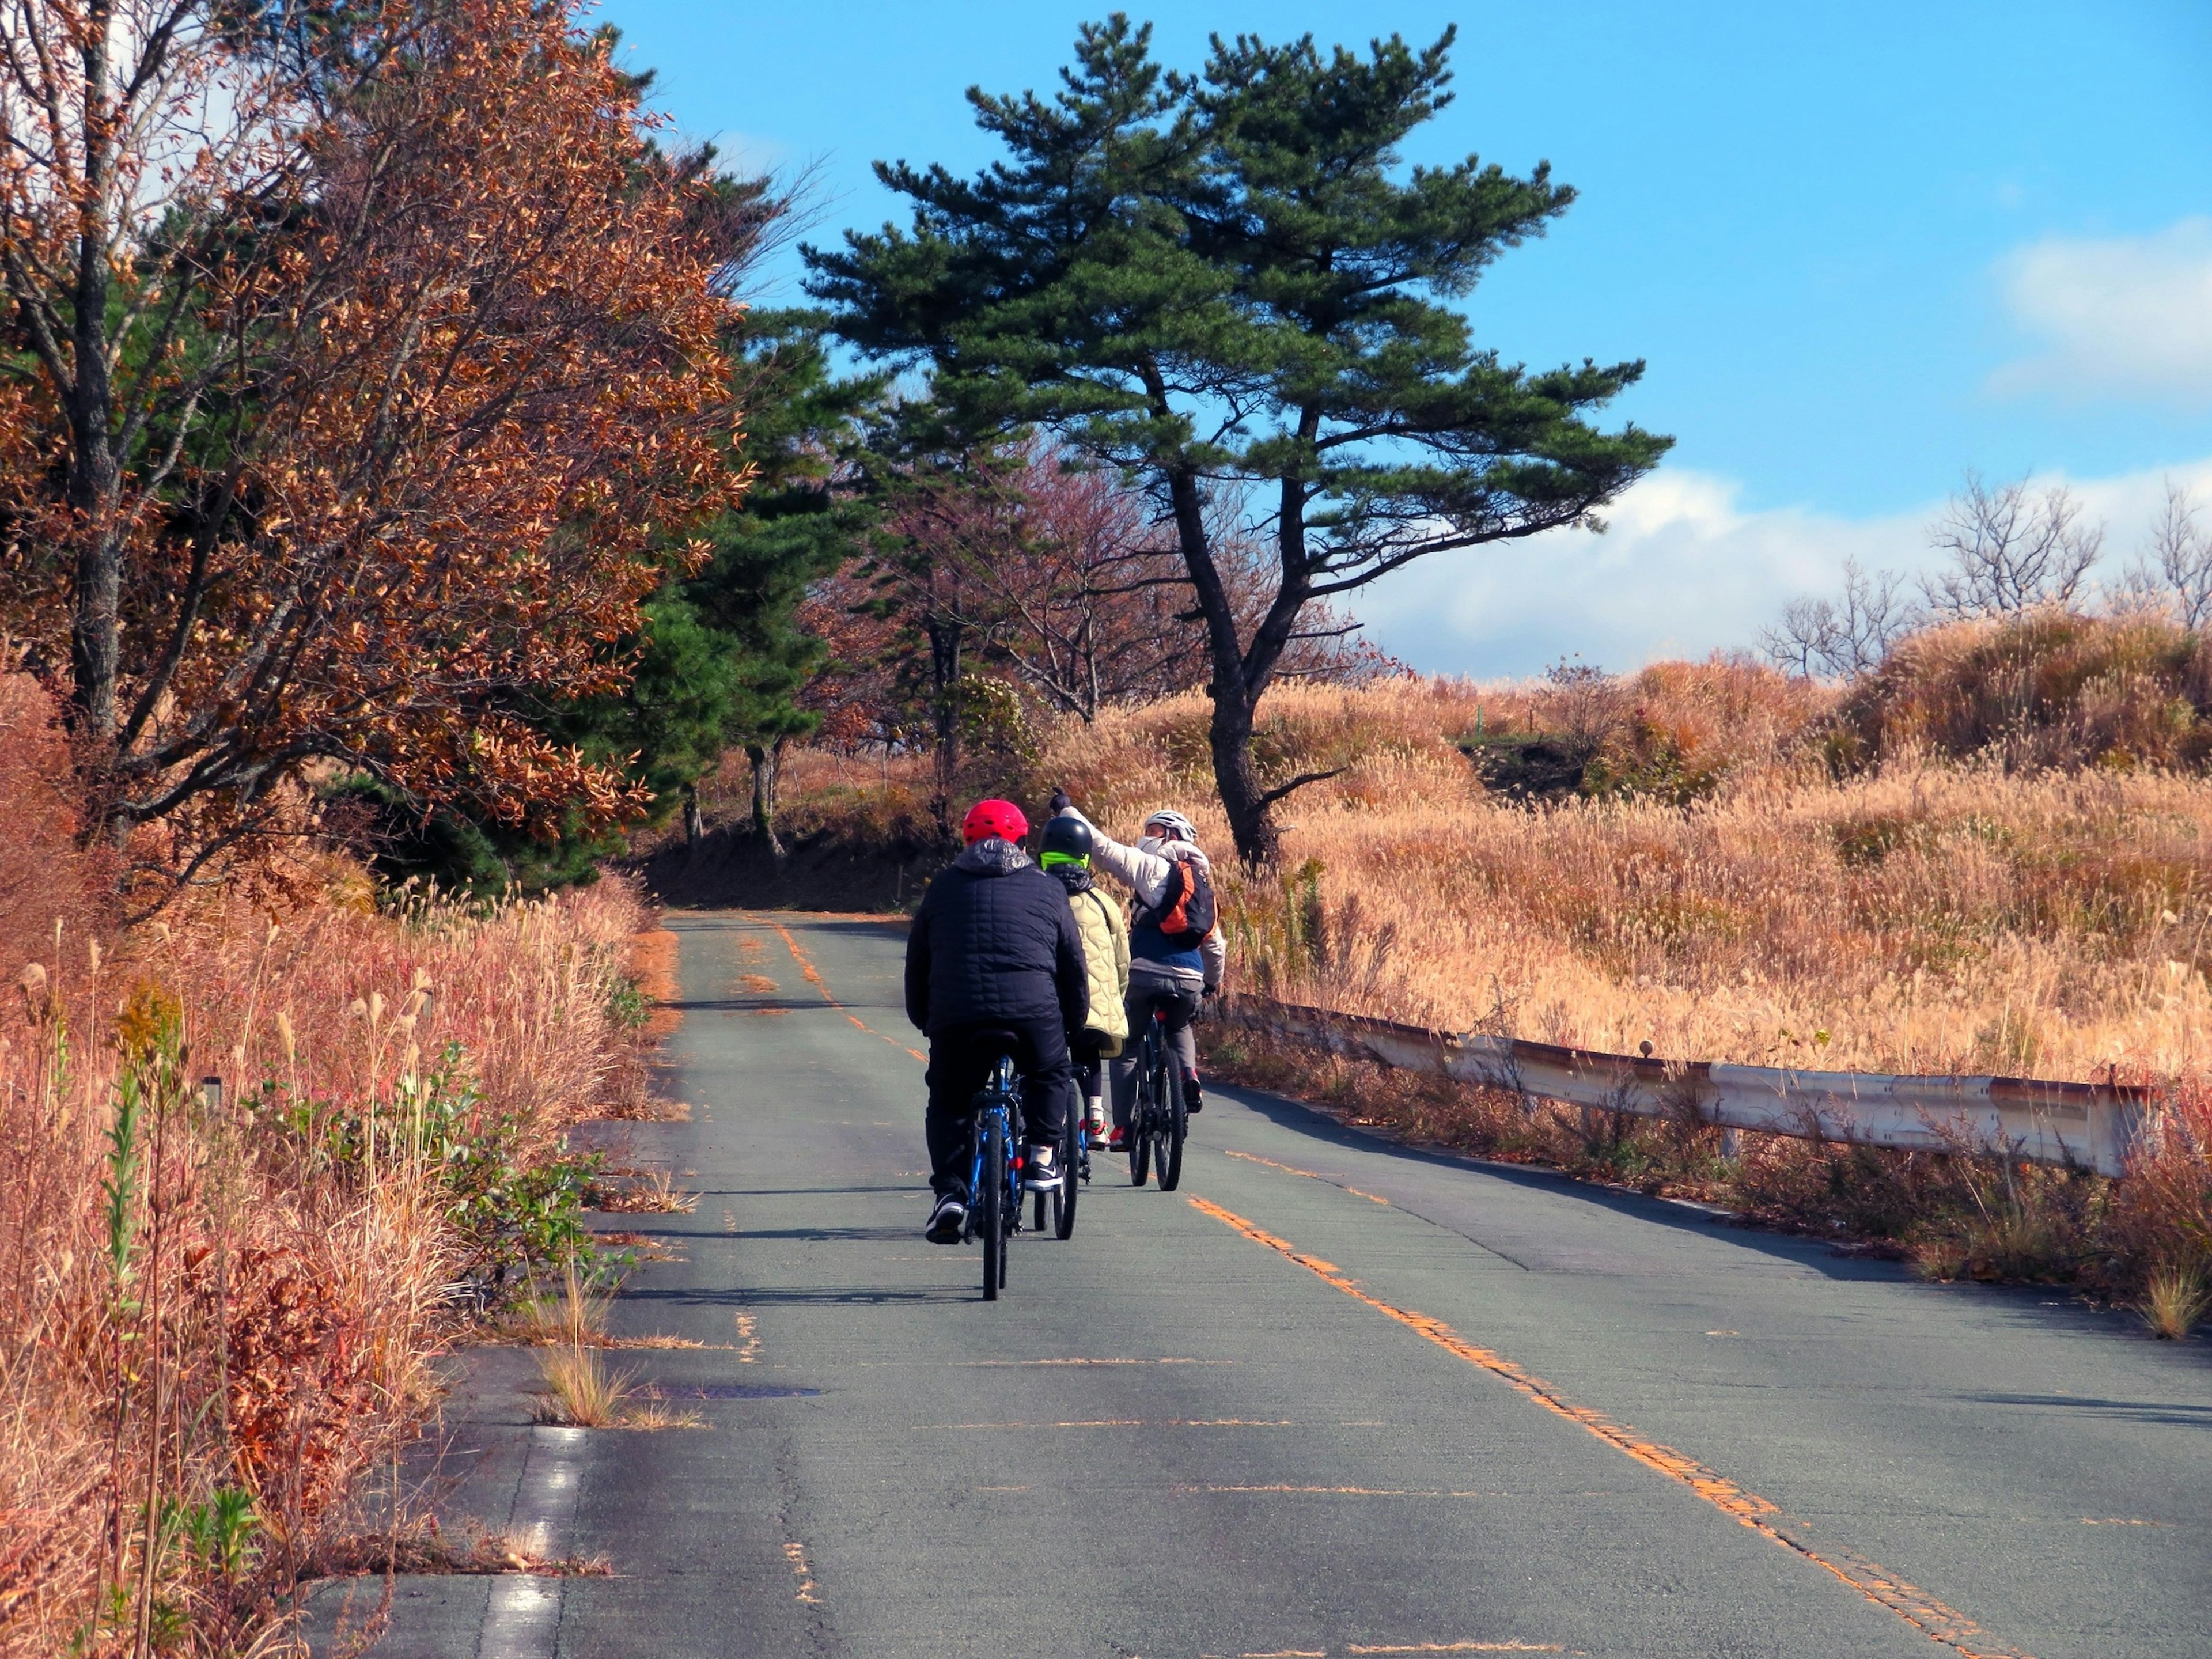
[
  {"left": 1353, "top": 457, "right": 2212, "bottom": 679},
  {"left": 1991, "top": 218, "right": 2212, "bottom": 407}
]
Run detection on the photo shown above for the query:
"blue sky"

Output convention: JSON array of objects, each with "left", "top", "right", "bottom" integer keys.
[{"left": 601, "top": 1, "right": 2212, "bottom": 675}]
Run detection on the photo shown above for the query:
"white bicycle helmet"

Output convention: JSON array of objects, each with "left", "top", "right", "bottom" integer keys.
[{"left": 1142, "top": 808, "right": 1198, "bottom": 844}]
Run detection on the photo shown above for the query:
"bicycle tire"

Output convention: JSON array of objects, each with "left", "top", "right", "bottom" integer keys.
[
  {"left": 1033, "top": 1184, "right": 1047, "bottom": 1233},
  {"left": 998, "top": 1157, "right": 1012, "bottom": 1289},
  {"left": 1157, "top": 1063, "right": 1188, "bottom": 1191},
  {"left": 1143, "top": 1040, "right": 1173, "bottom": 1190},
  {"left": 1128, "top": 1025, "right": 1157, "bottom": 1185},
  {"left": 1055, "top": 1112, "right": 1078, "bottom": 1239},
  {"left": 979, "top": 1115, "right": 1004, "bottom": 1301}
]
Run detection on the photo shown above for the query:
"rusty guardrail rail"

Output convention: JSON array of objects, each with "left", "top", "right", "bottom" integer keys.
[{"left": 1224, "top": 998, "right": 2151, "bottom": 1178}]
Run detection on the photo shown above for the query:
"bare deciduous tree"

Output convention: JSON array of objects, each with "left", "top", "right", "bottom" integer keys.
[
  {"left": 2124, "top": 480, "right": 2212, "bottom": 631},
  {"left": 1921, "top": 472, "right": 2103, "bottom": 619},
  {"left": 973, "top": 457, "right": 1395, "bottom": 722},
  {"left": 1759, "top": 558, "right": 1915, "bottom": 679}
]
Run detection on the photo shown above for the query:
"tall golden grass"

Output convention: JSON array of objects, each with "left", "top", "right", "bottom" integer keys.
[
  {"left": 0, "top": 681, "right": 654, "bottom": 1654},
  {"left": 1040, "top": 662, "right": 2212, "bottom": 1308},
  {"left": 1049, "top": 672, "right": 2212, "bottom": 1081}
]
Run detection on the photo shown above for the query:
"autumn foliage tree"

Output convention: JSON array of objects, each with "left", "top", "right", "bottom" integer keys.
[{"left": 1, "top": 0, "right": 735, "bottom": 899}]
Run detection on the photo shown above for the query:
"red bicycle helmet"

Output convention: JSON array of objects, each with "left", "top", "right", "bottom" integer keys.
[{"left": 962, "top": 798, "right": 1029, "bottom": 846}]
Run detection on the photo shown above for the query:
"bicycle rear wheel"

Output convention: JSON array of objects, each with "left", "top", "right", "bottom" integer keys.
[
  {"left": 1157, "top": 1063, "right": 1188, "bottom": 1192},
  {"left": 1055, "top": 1111, "right": 1078, "bottom": 1239},
  {"left": 998, "top": 1152, "right": 1012, "bottom": 1289},
  {"left": 979, "top": 1115, "right": 1005, "bottom": 1301}
]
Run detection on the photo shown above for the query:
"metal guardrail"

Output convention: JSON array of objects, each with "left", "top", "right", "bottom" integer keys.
[{"left": 1224, "top": 998, "right": 2150, "bottom": 1178}]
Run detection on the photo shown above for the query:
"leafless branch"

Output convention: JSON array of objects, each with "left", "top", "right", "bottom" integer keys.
[{"left": 1921, "top": 472, "right": 2103, "bottom": 619}]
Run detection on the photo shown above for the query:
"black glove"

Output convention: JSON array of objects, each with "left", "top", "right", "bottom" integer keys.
[{"left": 1049, "top": 787, "right": 1073, "bottom": 815}]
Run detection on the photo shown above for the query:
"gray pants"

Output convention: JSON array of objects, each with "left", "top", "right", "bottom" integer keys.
[{"left": 1109, "top": 982, "right": 1201, "bottom": 1129}]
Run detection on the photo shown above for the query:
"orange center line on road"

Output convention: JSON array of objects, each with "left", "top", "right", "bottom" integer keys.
[
  {"left": 766, "top": 918, "right": 928, "bottom": 1062},
  {"left": 1224, "top": 1147, "right": 1393, "bottom": 1205},
  {"left": 1185, "top": 1194, "right": 2033, "bottom": 1659}
]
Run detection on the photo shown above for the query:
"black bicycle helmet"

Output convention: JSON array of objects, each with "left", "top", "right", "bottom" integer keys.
[{"left": 1041, "top": 813, "right": 1094, "bottom": 859}]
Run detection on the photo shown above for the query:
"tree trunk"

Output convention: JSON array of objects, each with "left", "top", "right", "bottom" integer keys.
[
  {"left": 1160, "top": 459, "right": 1283, "bottom": 868},
  {"left": 746, "top": 743, "right": 786, "bottom": 858},
  {"left": 62, "top": 25, "right": 124, "bottom": 767},
  {"left": 1208, "top": 680, "right": 1280, "bottom": 867},
  {"left": 682, "top": 783, "right": 703, "bottom": 854}
]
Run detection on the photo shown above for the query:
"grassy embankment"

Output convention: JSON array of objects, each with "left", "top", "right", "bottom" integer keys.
[{"left": 0, "top": 677, "right": 672, "bottom": 1656}]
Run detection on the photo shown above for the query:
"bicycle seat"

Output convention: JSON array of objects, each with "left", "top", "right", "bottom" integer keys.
[{"left": 967, "top": 1027, "right": 1025, "bottom": 1058}]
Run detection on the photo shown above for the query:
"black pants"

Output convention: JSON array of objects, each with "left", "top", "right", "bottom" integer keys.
[
  {"left": 1070, "top": 1032, "right": 1108, "bottom": 1115},
  {"left": 1109, "top": 983, "right": 1201, "bottom": 1130},
  {"left": 925, "top": 1018, "right": 1073, "bottom": 1201}
]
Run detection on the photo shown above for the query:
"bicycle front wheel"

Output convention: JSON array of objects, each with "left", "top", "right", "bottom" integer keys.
[{"left": 979, "top": 1115, "right": 1005, "bottom": 1301}]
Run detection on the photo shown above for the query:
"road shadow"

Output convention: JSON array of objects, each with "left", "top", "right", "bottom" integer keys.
[
  {"left": 1963, "top": 1392, "right": 2212, "bottom": 1428},
  {"left": 622, "top": 1285, "right": 979, "bottom": 1308},
  {"left": 779, "top": 915, "right": 911, "bottom": 937},
  {"left": 712, "top": 1184, "right": 924, "bottom": 1198}
]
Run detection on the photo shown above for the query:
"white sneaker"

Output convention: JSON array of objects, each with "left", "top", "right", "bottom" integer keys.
[
  {"left": 925, "top": 1193, "right": 967, "bottom": 1244},
  {"left": 1084, "top": 1108, "right": 1108, "bottom": 1149},
  {"left": 1023, "top": 1142, "right": 1062, "bottom": 1190}
]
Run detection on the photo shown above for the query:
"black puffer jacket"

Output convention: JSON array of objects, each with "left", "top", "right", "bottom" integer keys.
[{"left": 905, "top": 839, "right": 1088, "bottom": 1036}]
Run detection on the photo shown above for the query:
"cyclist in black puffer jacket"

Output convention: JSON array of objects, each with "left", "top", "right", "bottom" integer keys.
[{"left": 904, "top": 798, "right": 1088, "bottom": 1243}]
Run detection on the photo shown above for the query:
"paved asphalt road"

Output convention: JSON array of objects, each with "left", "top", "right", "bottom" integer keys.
[{"left": 355, "top": 910, "right": 2212, "bottom": 1659}]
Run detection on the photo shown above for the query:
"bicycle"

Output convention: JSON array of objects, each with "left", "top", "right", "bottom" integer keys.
[
  {"left": 1126, "top": 998, "right": 1188, "bottom": 1192},
  {"left": 963, "top": 1043, "right": 1024, "bottom": 1300}
]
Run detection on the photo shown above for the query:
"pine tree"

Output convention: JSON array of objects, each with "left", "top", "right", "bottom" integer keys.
[
  {"left": 684, "top": 315, "right": 888, "bottom": 854},
  {"left": 808, "top": 16, "right": 1671, "bottom": 863}
]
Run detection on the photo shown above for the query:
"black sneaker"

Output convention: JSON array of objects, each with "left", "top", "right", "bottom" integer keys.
[
  {"left": 1182, "top": 1071, "right": 1204, "bottom": 1114},
  {"left": 1023, "top": 1142, "right": 1062, "bottom": 1191},
  {"left": 925, "top": 1193, "right": 967, "bottom": 1244}
]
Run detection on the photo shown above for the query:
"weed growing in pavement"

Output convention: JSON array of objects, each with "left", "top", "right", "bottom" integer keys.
[
  {"left": 2139, "top": 1263, "right": 2211, "bottom": 1339},
  {"left": 307, "top": 1520, "right": 614, "bottom": 1578},
  {"left": 527, "top": 1343, "right": 702, "bottom": 1428},
  {"left": 618, "top": 1397, "right": 708, "bottom": 1430},
  {"left": 508, "top": 1264, "right": 613, "bottom": 1347},
  {"left": 587, "top": 1164, "right": 699, "bottom": 1213},
  {"left": 533, "top": 1344, "right": 635, "bottom": 1426}
]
